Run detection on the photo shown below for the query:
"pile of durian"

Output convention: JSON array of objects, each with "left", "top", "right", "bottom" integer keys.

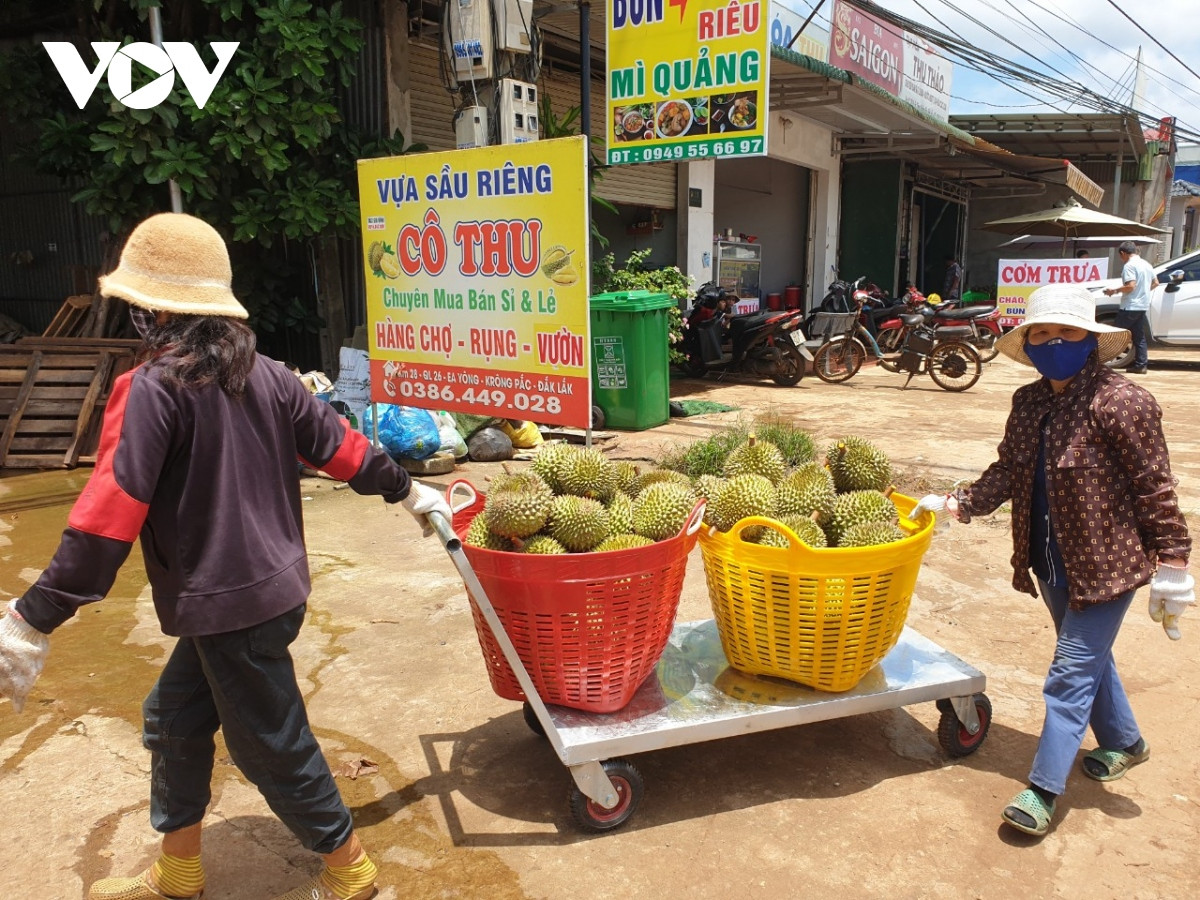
[
  {"left": 701, "top": 433, "right": 907, "bottom": 549},
  {"left": 464, "top": 443, "right": 699, "bottom": 554}
]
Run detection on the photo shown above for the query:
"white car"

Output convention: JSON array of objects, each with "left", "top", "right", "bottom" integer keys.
[{"left": 1090, "top": 249, "right": 1200, "bottom": 368}]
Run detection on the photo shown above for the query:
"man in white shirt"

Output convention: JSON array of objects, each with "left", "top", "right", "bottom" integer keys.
[{"left": 1103, "top": 241, "right": 1158, "bottom": 373}]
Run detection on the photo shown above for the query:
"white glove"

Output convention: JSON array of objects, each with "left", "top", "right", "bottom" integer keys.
[
  {"left": 400, "top": 481, "right": 453, "bottom": 538},
  {"left": 1148, "top": 565, "right": 1195, "bottom": 641},
  {"left": 0, "top": 600, "right": 50, "bottom": 713},
  {"left": 910, "top": 494, "right": 949, "bottom": 532}
]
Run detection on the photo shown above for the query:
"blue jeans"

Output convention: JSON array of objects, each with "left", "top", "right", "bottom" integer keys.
[
  {"left": 1028, "top": 581, "right": 1141, "bottom": 796},
  {"left": 1114, "top": 309, "right": 1149, "bottom": 369},
  {"left": 142, "top": 603, "right": 353, "bottom": 854}
]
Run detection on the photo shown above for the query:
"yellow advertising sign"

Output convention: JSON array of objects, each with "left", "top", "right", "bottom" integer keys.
[
  {"left": 607, "top": 0, "right": 770, "bottom": 165},
  {"left": 356, "top": 137, "right": 591, "bottom": 427},
  {"left": 996, "top": 257, "right": 1109, "bottom": 327}
]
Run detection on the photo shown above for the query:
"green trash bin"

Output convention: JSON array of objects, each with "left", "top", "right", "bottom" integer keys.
[{"left": 589, "top": 290, "right": 674, "bottom": 430}]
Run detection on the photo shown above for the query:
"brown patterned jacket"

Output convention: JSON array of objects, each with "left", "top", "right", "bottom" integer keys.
[{"left": 962, "top": 355, "right": 1190, "bottom": 609}]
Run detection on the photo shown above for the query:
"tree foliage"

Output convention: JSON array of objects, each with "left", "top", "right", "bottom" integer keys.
[{"left": 0, "top": 0, "right": 423, "bottom": 336}]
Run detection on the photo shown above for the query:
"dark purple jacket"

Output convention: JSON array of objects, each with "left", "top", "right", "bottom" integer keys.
[
  {"left": 963, "top": 355, "right": 1190, "bottom": 609},
  {"left": 16, "top": 353, "right": 410, "bottom": 636}
]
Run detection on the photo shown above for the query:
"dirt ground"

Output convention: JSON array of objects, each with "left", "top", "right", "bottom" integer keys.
[{"left": 2, "top": 349, "right": 1200, "bottom": 900}]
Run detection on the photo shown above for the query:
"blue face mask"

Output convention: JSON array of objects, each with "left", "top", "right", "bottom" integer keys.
[{"left": 1024, "top": 333, "right": 1097, "bottom": 380}]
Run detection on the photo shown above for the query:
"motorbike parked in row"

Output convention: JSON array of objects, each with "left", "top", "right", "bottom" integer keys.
[
  {"left": 876, "top": 291, "right": 1002, "bottom": 362},
  {"left": 679, "top": 281, "right": 808, "bottom": 385}
]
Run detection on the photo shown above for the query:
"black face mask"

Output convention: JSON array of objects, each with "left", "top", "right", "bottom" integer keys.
[{"left": 130, "top": 306, "right": 157, "bottom": 339}]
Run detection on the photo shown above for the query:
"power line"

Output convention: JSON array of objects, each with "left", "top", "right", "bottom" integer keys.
[{"left": 1103, "top": 0, "right": 1200, "bottom": 84}]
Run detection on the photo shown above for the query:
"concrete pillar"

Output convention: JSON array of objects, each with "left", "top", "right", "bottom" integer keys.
[{"left": 676, "top": 160, "right": 716, "bottom": 287}]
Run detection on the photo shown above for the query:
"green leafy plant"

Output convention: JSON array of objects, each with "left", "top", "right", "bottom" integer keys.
[
  {"left": 593, "top": 248, "right": 692, "bottom": 365},
  {"left": 0, "top": 0, "right": 425, "bottom": 342}
]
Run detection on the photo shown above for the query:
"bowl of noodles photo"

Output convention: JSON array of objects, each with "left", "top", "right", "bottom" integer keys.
[
  {"left": 656, "top": 100, "right": 693, "bottom": 138},
  {"left": 728, "top": 96, "right": 757, "bottom": 129},
  {"left": 622, "top": 109, "right": 647, "bottom": 138}
]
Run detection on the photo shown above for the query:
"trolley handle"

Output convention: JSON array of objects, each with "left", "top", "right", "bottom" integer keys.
[{"left": 446, "top": 479, "right": 478, "bottom": 514}]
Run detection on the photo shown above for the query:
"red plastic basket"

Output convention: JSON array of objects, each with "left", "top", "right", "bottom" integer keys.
[{"left": 448, "top": 480, "right": 704, "bottom": 713}]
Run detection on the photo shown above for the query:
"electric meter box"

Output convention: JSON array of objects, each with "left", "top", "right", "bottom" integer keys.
[
  {"left": 445, "top": 0, "right": 493, "bottom": 81},
  {"left": 497, "top": 0, "right": 535, "bottom": 53},
  {"left": 455, "top": 106, "right": 489, "bottom": 149},
  {"left": 483, "top": 78, "right": 539, "bottom": 144}
]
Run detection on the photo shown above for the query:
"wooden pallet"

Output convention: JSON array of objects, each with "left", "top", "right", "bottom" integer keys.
[
  {"left": 42, "top": 294, "right": 95, "bottom": 338},
  {"left": 0, "top": 343, "right": 136, "bottom": 469}
]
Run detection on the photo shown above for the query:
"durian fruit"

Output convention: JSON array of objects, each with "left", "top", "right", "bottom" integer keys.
[
  {"left": 482, "top": 477, "right": 554, "bottom": 539},
  {"left": 633, "top": 469, "right": 696, "bottom": 497},
  {"left": 824, "top": 489, "right": 898, "bottom": 546},
  {"left": 367, "top": 240, "right": 386, "bottom": 273},
  {"left": 530, "top": 442, "right": 574, "bottom": 493},
  {"left": 825, "top": 436, "right": 894, "bottom": 493},
  {"left": 708, "top": 473, "right": 775, "bottom": 539},
  {"left": 614, "top": 461, "right": 641, "bottom": 497},
  {"left": 606, "top": 492, "right": 635, "bottom": 536},
  {"left": 697, "top": 475, "right": 728, "bottom": 529},
  {"left": 489, "top": 468, "right": 552, "bottom": 496},
  {"left": 594, "top": 534, "right": 655, "bottom": 552},
  {"left": 694, "top": 474, "right": 727, "bottom": 502},
  {"left": 775, "top": 463, "right": 836, "bottom": 522},
  {"left": 723, "top": 434, "right": 788, "bottom": 485},
  {"left": 517, "top": 534, "right": 568, "bottom": 554},
  {"left": 548, "top": 494, "right": 611, "bottom": 552},
  {"left": 559, "top": 447, "right": 618, "bottom": 502},
  {"left": 632, "top": 482, "right": 695, "bottom": 541},
  {"left": 754, "top": 515, "right": 829, "bottom": 549},
  {"left": 465, "top": 515, "right": 513, "bottom": 551},
  {"left": 838, "top": 521, "right": 907, "bottom": 548}
]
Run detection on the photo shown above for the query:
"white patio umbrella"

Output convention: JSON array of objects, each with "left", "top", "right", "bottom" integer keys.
[{"left": 982, "top": 200, "right": 1169, "bottom": 253}]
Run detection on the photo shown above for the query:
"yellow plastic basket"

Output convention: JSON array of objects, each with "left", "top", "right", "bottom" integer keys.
[{"left": 698, "top": 492, "right": 935, "bottom": 692}]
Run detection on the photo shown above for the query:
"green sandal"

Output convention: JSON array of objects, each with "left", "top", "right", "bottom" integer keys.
[
  {"left": 1002, "top": 789, "right": 1055, "bottom": 837},
  {"left": 1082, "top": 742, "right": 1150, "bottom": 782}
]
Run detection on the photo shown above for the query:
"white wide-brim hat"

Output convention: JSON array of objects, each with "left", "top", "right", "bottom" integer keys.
[
  {"left": 99, "top": 213, "right": 249, "bottom": 319},
  {"left": 995, "top": 283, "right": 1129, "bottom": 367}
]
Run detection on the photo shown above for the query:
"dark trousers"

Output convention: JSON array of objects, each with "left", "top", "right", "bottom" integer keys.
[
  {"left": 1114, "top": 309, "right": 1149, "bottom": 369},
  {"left": 142, "top": 603, "right": 353, "bottom": 854}
]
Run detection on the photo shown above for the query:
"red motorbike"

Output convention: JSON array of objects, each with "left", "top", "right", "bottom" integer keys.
[{"left": 876, "top": 293, "right": 1001, "bottom": 362}]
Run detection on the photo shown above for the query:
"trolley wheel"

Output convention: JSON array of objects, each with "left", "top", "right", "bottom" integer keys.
[
  {"left": 937, "top": 693, "right": 992, "bottom": 757},
  {"left": 591, "top": 405, "right": 606, "bottom": 429},
  {"left": 812, "top": 337, "right": 865, "bottom": 383},
  {"left": 522, "top": 701, "right": 547, "bottom": 738},
  {"left": 771, "top": 341, "right": 806, "bottom": 386},
  {"left": 568, "top": 759, "right": 644, "bottom": 832},
  {"left": 927, "top": 340, "right": 982, "bottom": 392}
]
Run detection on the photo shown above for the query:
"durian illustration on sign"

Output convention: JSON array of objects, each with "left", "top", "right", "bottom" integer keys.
[
  {"left": 367, "top": 240, "right": 401, "bottom": 278},
  {"left": 540, "top": 244, "right": 579, "bottom": 286}
]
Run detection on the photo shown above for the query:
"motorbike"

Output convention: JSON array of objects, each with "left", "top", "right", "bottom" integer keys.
[
  {"left": 805, "top": 276, "right": 905, "bottom": 348},
  {"left": 811, "top": 307, "right": 982, "bottom": 391},
  {"left": 876, "top": 293, "right": 1002, "bottom": 362},
  {"left": 679, "top": 281, "right": 808, "bottom": 385}
]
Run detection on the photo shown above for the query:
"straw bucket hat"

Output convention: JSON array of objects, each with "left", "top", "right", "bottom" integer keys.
[
  {"left": 99, "top": 213, "right": 248, "bottom": 318},
  {"left": 995, "top": 283, "right": 1129, "bottom": 367}
]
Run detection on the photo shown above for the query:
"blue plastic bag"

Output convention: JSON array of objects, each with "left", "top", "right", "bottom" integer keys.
[{"left": 361, "top": 404, "right": 440, "bottom": 460}]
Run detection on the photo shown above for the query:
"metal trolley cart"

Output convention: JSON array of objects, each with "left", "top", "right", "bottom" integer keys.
[{"left": 430, "top": 511, "right": 991, "bottom": 833}]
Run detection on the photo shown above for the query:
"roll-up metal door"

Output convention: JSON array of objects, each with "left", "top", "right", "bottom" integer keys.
[
  {"left": 540, "top": 73, "right": 677, "bottom": 210},
  {"left": 409, "top": 40, "right": 459, "bottom": 152}
]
